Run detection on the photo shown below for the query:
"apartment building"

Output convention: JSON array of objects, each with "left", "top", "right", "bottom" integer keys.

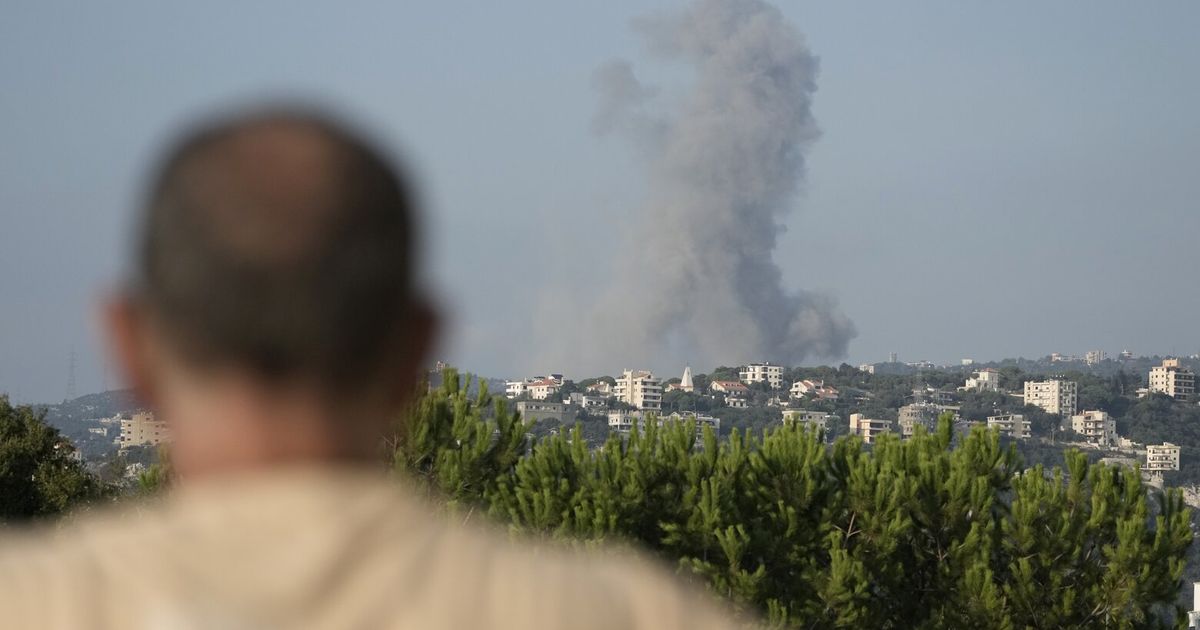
[
  {"left": 1145, "top": 443, "right": 1181, "bottom": 474},
  {"left": 118, "top": 411, "right": 169, "bottom": 448},
  {"left": 898, "top": 403, "right": 940, "bottom": 438},
  {"left": 987, "top": 413, "right": 1031, "bottom": 439},
  {"left": 1085, "top": 350, "right": 1106, "bottom": 365},
  {"left": 1023, "top": 380, "right": 1078, "bottom": 416},
  {"left": 739, "top": 363, "right": 783, "bottom": 389},
  {"left": 1071, "top": 410, "right": 1116, "bottom": 447},
  {"left": 613, "top": 369, "right": 662, "bottom": 411},
  {"left": 1149, "top": 358, "right": 1195, "bottom": 402},
  {"left": 515, "top": 401, "right": 573, "bottom": 424},
  {"left": 664, "top": 411, "right": 720, "bottom": 435},
  {"left": 782, "top": 409, "right": 832, "bottom": 435},
  {"left": 849, "top": 414, "right": 892, "bottom": 444},
  {"left": 607, "top": 409, "right": 644, "bottom": 434}
]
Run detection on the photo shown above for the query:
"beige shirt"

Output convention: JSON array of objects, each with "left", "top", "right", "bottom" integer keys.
[{"left": 0, "top": 467, "right": 742, "bottom": 629}]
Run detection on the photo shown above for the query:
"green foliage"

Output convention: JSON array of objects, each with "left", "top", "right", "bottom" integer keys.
[
  {"left": 0, "top": 395, "right": 111, "bottom": 522},
  {"left": 393, "top": 370, "right": 530, "bottom": 508},
  {"left": 398, "top": 377, "right": 1194, "bottom": 628}
]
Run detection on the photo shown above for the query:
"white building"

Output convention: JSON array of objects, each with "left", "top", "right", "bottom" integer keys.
[
  {"left": 568, "top": 392, "right": 607, "bottom": 409},
  {"left": 505, "top": 374, "right": 565, "bottom": 400},
  {"left": 739, "top": 363, "right": 783, "bottom": 389},
  {"left": 665, "top": 411, "right": 720, "bottom": 436},
  {"left": 1085, "top": 350, "right": 1106, "bottom": 365},
  {"left": 1144, "top": 443, "right": 1181, "bottom": 474},
  {"left": 897, "top": 403, "right": 940, "bottom": 438},
  {"left": 963, "top": 368, "right": 1002, "bottom": 393},
  {"left": 585, "top": 380, "right": 613, "bottom": 396},
  {"left": 849, "top": 414, "right": 892, "bottom": 444},
  {"left": 1023, "top": 380, "right": 1078, "bottom": 416},
  {"left": 679, "top": 365, "right": 694, "bottom": 392},
  {"left": 790, "top": 379, "right": 839, "bottom": 400},
  {"left": 613, "top": 369, "right": 662, "bottom": 411},
  {"left": 1071, "top": 410, "right": 1117, "bottom": 446},
  {"left": 1149, "top": 358, "right": 1195, "bottom": 402},
  {"left": 782, "top": 409, "right": 832, "bottom": 435},
  {"left": 607, "top": 409, "right": 644, "bottom": 434},
  {"left": 987, "top": 413, "right": 1031, "bottom": 440}
]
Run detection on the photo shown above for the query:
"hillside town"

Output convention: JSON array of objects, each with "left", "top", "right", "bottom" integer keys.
[
  {"left": 35, "top": 351, "right": 1200, "bottom": 493},
  {"left": 494, "top": 353, "right": 1198, "bottom": 488}
]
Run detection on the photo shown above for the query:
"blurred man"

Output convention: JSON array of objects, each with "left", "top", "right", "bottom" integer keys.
[{"left": 0, "top": 109, "right": 739, "bottom": 629}]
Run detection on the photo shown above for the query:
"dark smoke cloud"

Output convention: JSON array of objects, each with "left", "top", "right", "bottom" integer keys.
[{"left": 565, "top": 0, "right": 855, "bottom": 372}]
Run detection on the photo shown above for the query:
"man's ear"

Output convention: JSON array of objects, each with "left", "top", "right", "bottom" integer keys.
[
  {"left": 100, "top": 293, "right": 160, "bottom": 409},
  {"left": 390, "top": 299, "right": 440, "bottom": 407}
]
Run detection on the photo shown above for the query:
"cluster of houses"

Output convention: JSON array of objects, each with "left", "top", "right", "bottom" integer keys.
[
  {"left": 505, "top": 363, "right": 845, "bottom": 441},
  {"left": 503, "top": 358, "right": 1194, "bottom": 480}
]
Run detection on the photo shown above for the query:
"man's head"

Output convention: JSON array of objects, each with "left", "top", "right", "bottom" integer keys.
[{"left": 107, "top": 107, "right": 437, "bottom": 475}]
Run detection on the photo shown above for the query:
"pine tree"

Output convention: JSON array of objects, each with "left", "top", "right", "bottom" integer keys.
[{"left": 396, "top": 373, "right": 1194, "bottom": 628}]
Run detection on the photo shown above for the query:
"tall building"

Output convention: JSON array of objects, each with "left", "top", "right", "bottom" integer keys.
[
  {"left": 1023, "top": 380, "right": 1078, "bottom": 416},
  {"left": 613, "top": 369, "right": 662, "bottom": 411},
  {"left": 897, "top": 403, "right": 939, "bottom": 439},
  {"left": 1071, "top": 410, "right": 1116, "bottom": 446},
  {"left": 849, "top": 414, "right": 892, "bottom": 444},
  {"left": 1085, "top": 350, "right": 1106, "bottom": 365},
  {"left": 1149, "top": 358, "right": 1195, "bottom": 402},
  {"left": 987, "top": 414, "right": 1031, "bottom": 439},
  {"left": 739, "top": 363, "right": 783, "bottom": 389},
  {"left": 118, "top": 411, "right": 169, "bottom": 448}
]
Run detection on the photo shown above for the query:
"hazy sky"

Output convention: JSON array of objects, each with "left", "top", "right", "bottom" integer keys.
[{"left": 2, "top": 1, "right": 1198, "bottom": 402}]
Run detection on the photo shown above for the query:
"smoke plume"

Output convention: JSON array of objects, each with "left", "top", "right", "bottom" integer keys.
[{"left": 574, "top": 0, "right": 854, "bottom": 371}]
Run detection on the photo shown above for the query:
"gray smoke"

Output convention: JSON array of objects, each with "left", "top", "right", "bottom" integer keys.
[{"left": 574, "top": 0, "right": 855, "bottom": 372}]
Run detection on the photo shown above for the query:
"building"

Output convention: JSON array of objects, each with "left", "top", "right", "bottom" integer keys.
[
  {"left": 1149, "top": 358, "right": 1195, "bottom": 402},
  {"left": 1023, "top": 380, "right": 1078, "bottom": 416},
  {"left": 739, "top": 363, "right": 783, "bottom": 389},
  {"left": 515, "top": 401, "right": 574, "bottom": 424},
  {"left": 505, "top": 374, "right": 565, "bottom": 400},
  {"left": 782, "top": 409, "right": 832, "bottom": 435},
  {"left": 963, "top": 368, "right": 1002, "bottom": 393},
  {"left": 613, "top": 369, "right": 662, "bottom": 411},
  {"left": 1144, "top": 443, "right": 1181, "bottom": 474},
  {"left": 679, "top": 365, "right": 694, "bottom": 392},
  {"left": 898, "top": 403, "right": 940, "bottom": 438},
  {"left": 849, "top": 414, "right": 892, "bottom": 444},
  {"left": 665, "top": 411, "right": 720, "bottom": 436},
  {"left": 585, "top": 380, "right": 613, "bottom": 396},
  {"left": 1085, "top": 350, "right": 1106, "bottom": 365},
  {"left": 567, "top": 392, "right": 606, "bottom": 409},
  {"left": 858, "top": 364, "right": 876, "bottom": 375},
  {"left": 607, "top": 409, "right": 644, "bottom": 434},
  {"left": 1071, "top": 410, "right": 1117, "bottom": 447},
  {"left": 709, "top": 380, "right": 749, "bottom": 395},
  {"left": 987, "top": 413, "right": 1031, "bottom": 439},
  {"left": 118, "top": 411, "right": 169, "bottom": 448},
  {"left": 790, "top": 379, "right": 839, "bottom": 401}
]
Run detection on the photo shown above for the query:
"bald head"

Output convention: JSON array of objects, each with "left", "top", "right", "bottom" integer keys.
[{"left": 136, "top": 109, "right": 422, "bottom": 390}]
